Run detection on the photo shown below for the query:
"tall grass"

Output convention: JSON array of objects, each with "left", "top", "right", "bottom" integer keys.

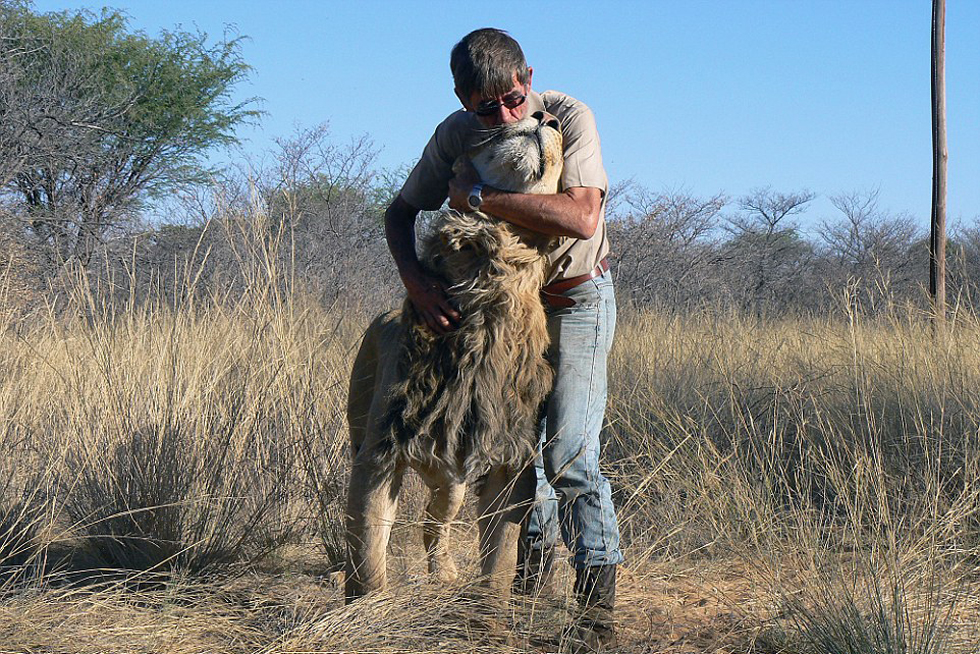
[
  {"left": 0, "top": 199, "right": 978, "bottom": 650},
  {"left": 605, "top": 301, "right": 980, "bottom": 652},
  {"left": 0, "top": 199, "right": 359, "bottom": 575}
]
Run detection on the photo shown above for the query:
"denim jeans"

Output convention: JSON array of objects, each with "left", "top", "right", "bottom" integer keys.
[{"left": 523, "top": 268, "right": 623, "bottom": 569}]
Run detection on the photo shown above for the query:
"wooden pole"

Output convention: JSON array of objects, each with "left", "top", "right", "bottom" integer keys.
[{"left": 930, "top": 0, "right": 947, "bottom": 326}]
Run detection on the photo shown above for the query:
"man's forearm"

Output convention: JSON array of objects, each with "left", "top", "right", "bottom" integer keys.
[
  {"left": 468, "top": 186, "right": 602, "bottom": 240},
  {"left": 384, "top": 196, "right": 426, "bottom": 286}
]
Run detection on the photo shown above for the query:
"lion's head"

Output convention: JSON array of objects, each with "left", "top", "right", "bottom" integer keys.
[
  {"left": 431, "top": 111, "right": 563, "bottom": 273},
  {"left": 467, "top": 110, "right": 563, "bottom": 196}
]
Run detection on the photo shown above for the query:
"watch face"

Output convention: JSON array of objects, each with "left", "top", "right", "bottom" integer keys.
[{"left": 468, "top": 186, "right": 482, "bottom": 211}]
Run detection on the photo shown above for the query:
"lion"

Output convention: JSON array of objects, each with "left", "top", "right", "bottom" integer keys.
[{"left": 345, "top": 110, "right": 563, "bottom": 602}]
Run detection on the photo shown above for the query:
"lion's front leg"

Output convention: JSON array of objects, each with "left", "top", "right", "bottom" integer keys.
[
  {"left": 476, "top": 464, "right": 537, "bottom": 598},
  {"left": 418, "top": 467, "right": 466, "bottom": 584},
  {"left": 345, "top": 454, "right": 403, "bottom": 602}
]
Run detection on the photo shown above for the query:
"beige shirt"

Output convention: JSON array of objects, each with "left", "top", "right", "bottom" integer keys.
[{"left": 399, "top": 90, "right": 610, "bottom": 284}]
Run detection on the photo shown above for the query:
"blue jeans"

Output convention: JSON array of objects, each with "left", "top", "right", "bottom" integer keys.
[{"left": 524, "top": 269, "right": 623, "bottom": 569}]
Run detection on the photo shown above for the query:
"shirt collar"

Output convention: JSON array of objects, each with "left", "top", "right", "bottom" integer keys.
[{"left": 525, "top": 89, "right": 546, "bottom": 116}]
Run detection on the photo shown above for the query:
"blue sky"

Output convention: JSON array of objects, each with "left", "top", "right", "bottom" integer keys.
[{"left": 32, "top": 0, "right": 980, "bottom": 230}]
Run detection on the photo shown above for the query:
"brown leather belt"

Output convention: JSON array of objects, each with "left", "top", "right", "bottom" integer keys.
[{"left": 540, "top": 258, "right": 609, "bottom": 308}]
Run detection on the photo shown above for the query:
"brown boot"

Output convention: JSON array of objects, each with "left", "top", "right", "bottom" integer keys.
[
  {"left": 567, "top": 564, "right": 618, "bottom": 652},
  {"left": 513, "top": 538, "right": 556, "bottom": 596}
]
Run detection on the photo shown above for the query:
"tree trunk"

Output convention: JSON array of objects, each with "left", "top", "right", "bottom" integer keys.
[{"left": 930, "top": 0, "right": 947, "bottom": 326}]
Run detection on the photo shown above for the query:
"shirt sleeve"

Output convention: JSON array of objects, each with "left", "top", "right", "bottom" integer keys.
[
  {"left": 398, "top": 114, "right": 464, "bottom": 211},
  {"left": 557, "top": 105, "right": 608, "bottom": 195}
]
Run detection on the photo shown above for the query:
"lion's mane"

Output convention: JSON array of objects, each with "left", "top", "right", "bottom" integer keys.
[{"left": 382, "top": 209, "right": 553, "bottom": 481}]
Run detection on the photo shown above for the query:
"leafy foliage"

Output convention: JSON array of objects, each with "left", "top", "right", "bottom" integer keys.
[{"left": 0, "top": 5, "right": 256, "bottom": 264}]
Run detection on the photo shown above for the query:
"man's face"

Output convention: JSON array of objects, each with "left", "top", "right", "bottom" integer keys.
[{"left": 458, "top": 69, "right": 533, "bottom": 128}]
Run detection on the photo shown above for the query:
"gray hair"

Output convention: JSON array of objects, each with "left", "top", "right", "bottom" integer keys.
[{"left": 450, "top": 28, "right": 529, "bottom": 100}]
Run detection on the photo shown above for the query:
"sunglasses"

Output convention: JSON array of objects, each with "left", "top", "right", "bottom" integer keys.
[{"left": 474, "top": 90, "right": 527, "bottom": 117}]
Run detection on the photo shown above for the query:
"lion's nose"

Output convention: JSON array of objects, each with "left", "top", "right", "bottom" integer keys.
[{"left": 532, "top": 110, "right": 560, "bottom": 133}]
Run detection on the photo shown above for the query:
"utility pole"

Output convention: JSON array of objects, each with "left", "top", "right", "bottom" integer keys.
[{"left": 930, "top": 0, "right": 947, "bottom": 326}]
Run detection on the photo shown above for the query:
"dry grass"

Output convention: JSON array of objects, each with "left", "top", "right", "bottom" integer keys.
[
  {"left": 0, "top": 207, "right": 979, "bottom": 652},
  {"left": 605, "top": 306, "right": 980, "bottom": 653}
]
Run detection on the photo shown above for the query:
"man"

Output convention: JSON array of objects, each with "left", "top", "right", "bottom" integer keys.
[{"left": 384, "top": 28, "right": 622, "bottom": 650}]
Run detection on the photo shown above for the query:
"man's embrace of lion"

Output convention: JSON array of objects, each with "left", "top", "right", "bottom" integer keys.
[
  {"left": 348, "top": 28, "right": 622, "bottom": 652},
  {"left": 346, "top": 114, "right": 562, "bottom": 603}
]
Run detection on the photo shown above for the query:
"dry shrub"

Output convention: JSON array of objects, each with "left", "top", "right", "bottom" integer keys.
[
  {"left": 0, "top": 581, "right": 267, "bottom": 653},
  {"left": 0, "top": 336, "right": 60, "bottom": 577},
  {"left": 0, "top": 197, "right": 360, "bottom": 575},
  {"left": 300, "top": 417, "right": 351, "bottom": 569},
  {"left": 56, "top": 377, "right": 297, "bottom": 573},
  {"left": 775, "top": 549, "right": 960, "bottom": 654},
  {"left": 275, "top": 580, "right": 527, "bottom": 654},
  {"left": 35, "top": 286, "right": 303, "bottom": 571},
  {"left": 606, "top": 304, "right": 980, "bottom": 555},
  {"left": 603, "top": 296, "right": 980, "bottom": 651},
  {"left": 0, "top": 209, "right": 43, "bottom": 323}
]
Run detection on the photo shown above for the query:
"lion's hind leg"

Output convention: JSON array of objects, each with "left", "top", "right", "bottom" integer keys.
[
  {"left": 418, "top": 467, "right": 465, "bottom": 583},
  {"left": 347, "top": 313, "right": 394, "bottom": 459}
]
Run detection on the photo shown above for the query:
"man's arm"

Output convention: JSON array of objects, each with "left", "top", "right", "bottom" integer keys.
[
  {"left": 384, "top": 194, "right": 461, "bottom": 334},
  {"left": 447, "top": 159, "right": 602, "bottom": 240}
]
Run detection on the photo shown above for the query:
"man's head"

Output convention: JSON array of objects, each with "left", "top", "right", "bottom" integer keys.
[{"left": 451, "top": 28, "right": 533, "bottom": 127}]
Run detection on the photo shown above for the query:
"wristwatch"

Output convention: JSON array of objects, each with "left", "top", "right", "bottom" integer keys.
[{"left": 467, "top": 183, "right": 484, "bottom": 211}]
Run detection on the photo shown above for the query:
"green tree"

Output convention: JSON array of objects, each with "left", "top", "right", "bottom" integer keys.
[{"left": 0, "top": 4, "right": 256, "bottom": 264}]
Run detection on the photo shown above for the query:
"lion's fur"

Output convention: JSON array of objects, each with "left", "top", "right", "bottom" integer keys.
[
  {"left": 349, "top": 114, "right": 563, "bottom": 481},
  {"left": 383, "top": 210, "right": 554, "bottom": 481},
  {"left": 345, "top": 112, "right": 563, "bottom": 599}
]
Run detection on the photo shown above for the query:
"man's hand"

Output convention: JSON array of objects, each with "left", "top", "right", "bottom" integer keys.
[
  {"left": 385, "top": 194, "right": 463, "bottom": 335},
  {"left": 448, "top": 156, "right": 481, "bottom": 213},
  {"left": 404, "top": 271, "right": 461, "bottom": 335}
]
